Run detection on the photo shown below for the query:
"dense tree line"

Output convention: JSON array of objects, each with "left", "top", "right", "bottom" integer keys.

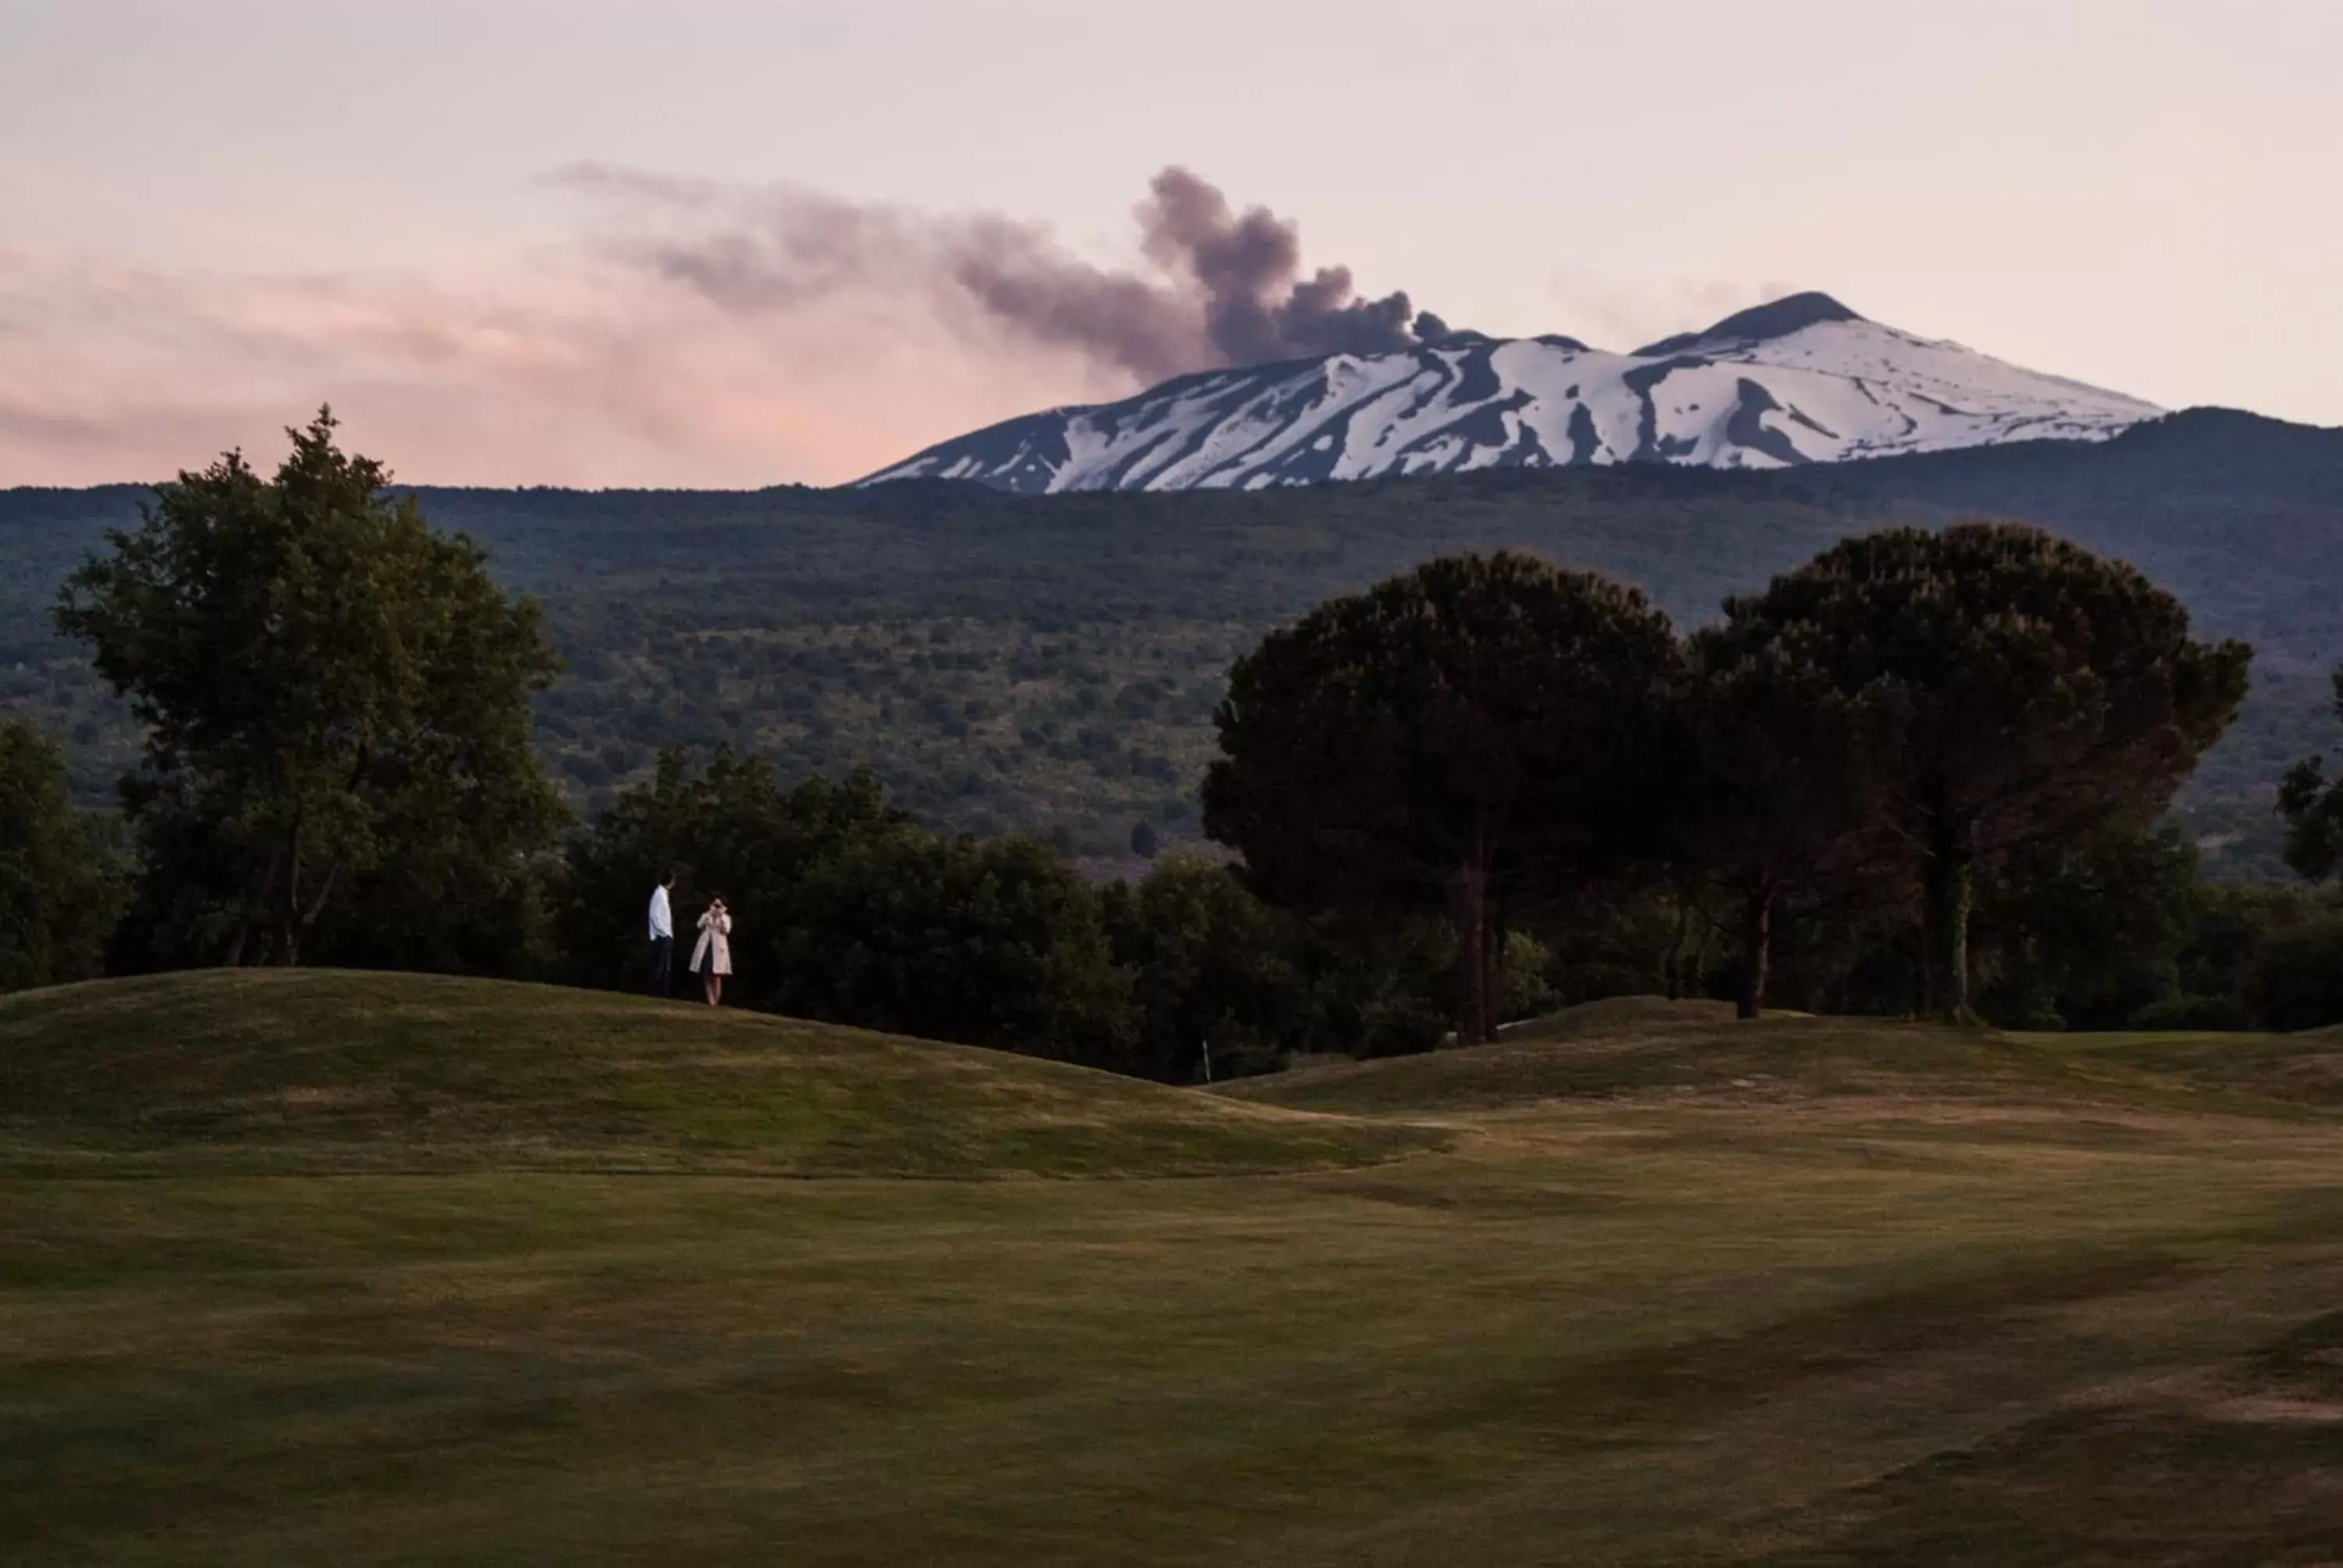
[
  {"left": 10, "top": 408, "right": 2340, "bottom": 878},
  {"left": 0, "top": 718, "right": 122, "bottom": 990},
  {"left": 557, "top": 750, "right": 1132, "bottom": 1066},
  {"left": 9, "top": 417, "right": 2343, "bottom": 1074},
  {"left": 1206, "top": 532, "right": 2250, "bottom": 1031}
]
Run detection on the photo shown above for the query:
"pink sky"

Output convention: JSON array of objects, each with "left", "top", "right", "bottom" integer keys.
[{"left": 2, "top": 0, "right": 2337, "bottom": 488}]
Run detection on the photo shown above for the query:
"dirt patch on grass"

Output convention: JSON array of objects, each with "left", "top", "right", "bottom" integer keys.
[{"left": 2200, "top": 1394, "right": 2343, "bottom": 1424}]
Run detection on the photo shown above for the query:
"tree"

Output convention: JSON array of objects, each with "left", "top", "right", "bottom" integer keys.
[
  {"left": 2277, "top": 665, "right": 2343, "bottom": 883},
  {"left": 556, "top": 748, "right": 905, "bottom": 1000},
  {"left": 1203, "top": 551, "right": 1681, "bottom": 1042},
  {"left": 2249, "top": 919, "right": 2343, "bottom": 1032},
  {"left": 1970, "top": 825, "right": 2204, "bottom": 1029},
  {"left": 1103, "top": 853, "right": 1313, "bottom": 1082},
  {"left": 560, "top": 750, "right": 1136, "bottom": 1069},
  {"left": 786, "top": 829, "right": 1136, "bottom": 1069},
  {"left": 1672, "top": 629, "right": 1899, "bottom": 1018},
  {"left": 1717, "top": 523, "right": 2250, "bottom": 1018},
  {"left": 0, "top": 719, "right": 123, "bottom": 992},
  {"left": 54, "top": 411, "right": 567, "bottom": 968}
]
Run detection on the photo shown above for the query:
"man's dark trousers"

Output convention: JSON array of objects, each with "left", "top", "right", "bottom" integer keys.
[{"left": 650, "top": 935, "right": 673, "bottom": 996}]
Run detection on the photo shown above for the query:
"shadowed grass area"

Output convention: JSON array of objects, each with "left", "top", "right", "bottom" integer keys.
[
  {"left": 1224, "top": 1000, "right": 2197, "bottom": 1117},
  {"left": 0, "top": 970, "right": 1437, "bottom": 1177},
  {"left": 1728, "top": 1301, "right": 2343, "bottom": 1565},
  {"left": 10, "top": 978, "right": 2343, "bottom": 1564}
]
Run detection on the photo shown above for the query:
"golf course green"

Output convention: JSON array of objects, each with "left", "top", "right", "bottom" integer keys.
[{"left": 7, "top": 972, "right": 2343, "bottom": 1564}]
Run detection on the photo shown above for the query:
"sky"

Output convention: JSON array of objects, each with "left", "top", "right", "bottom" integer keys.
[{"left": 2, "top": 0, "right": 2336, "bottom": 489}]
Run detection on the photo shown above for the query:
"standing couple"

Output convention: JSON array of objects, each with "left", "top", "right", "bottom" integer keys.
[{"left": 646, "top": 873, "right": 732, "bottom": 1005}]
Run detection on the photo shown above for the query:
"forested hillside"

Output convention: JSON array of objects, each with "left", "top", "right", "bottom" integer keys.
[{"left": 5, "top": 408, "right": 2338, "bottom": 874}]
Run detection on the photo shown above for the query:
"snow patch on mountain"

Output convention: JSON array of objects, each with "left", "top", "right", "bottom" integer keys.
[{"left": 861, "top": 294, "right": 2159, "bottom": 494}]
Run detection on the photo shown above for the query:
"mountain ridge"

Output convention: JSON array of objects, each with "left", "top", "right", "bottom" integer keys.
[
  {"left": 861, "top": 293, "right": 2162, "bottom": 494},
  {"left": 1629, "top": 289, "right": 1864, "bottom": 355}
]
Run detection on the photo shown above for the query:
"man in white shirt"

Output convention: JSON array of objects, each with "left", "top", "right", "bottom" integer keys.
[{"left": 647, "top": 873, "right": 677, "bottom": 995}]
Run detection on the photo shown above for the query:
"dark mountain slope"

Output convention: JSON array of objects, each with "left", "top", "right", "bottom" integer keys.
[{"left": 5, "top": 411, "right": 2338, "bottom": 871}]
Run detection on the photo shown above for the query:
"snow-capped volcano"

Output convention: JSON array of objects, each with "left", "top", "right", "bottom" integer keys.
[{"left": 859, "top": 293, "right": 2159, "bottom": 494}]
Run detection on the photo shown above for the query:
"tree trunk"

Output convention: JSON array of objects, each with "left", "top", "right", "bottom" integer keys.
[
  {"left": 1483, "top": 900, "right": 1503, "bottom": 1042},
  {"left": 1665, "top": 899, "right": 1692, "bottom": 1001},
  {"left": 288, "top": 860, "right": 343, "bottom": 970},
  {"left": 283, "top": 746, "right": 366, "bottom": 968},
  {"left": 1736, "top": 884, "right": 1774, "bottom": 1021},
  {"left": 223, "top": 841, "right": 286, "bottom": 968},
  {"left": 1452, "top": 851, "right": 1492, "bottom": 1046},
  {"left": 1922, "top": 830, "right": 1976, "bottom": 1021},
  {"left": 278, "top": 821, "right": 310, "bottom": 968}
]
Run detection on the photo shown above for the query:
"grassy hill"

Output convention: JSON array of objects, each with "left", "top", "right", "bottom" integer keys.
[
  {"left": 2025, "top": 1022, "right": 2343, "bottom": 1110},
  {"left": 0, "top": 970, "right": 1432, "bottom": 1178},
  {"left": 9, "top": 975, "right": 2343, "bottom": 1563},
  {"left": 1223, "top": 996, "right": 2302, "bottom": 1117}
]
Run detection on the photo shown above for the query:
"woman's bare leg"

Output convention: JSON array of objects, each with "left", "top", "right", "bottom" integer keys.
[
  {"left": 711, "top": 975, "right": 723, "bottom": 1007},
  {"left": 703, "top": 969, "right": 716, "bottom": 1005}
]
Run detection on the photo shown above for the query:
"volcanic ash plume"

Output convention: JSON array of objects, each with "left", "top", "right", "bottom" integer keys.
[
  {"left": 564, "top": 164, "right": 1429, "bottom": 386},
  {"left": 1130, "top": 167, "right": 1418, "bottom": 365}
]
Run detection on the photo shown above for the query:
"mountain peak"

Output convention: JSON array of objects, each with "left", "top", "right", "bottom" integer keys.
[
  {"left": 1632, "top": 292, "right": 1863, "bottom": 357},
  {"left": 861, "top": 292, "right": 2157, "bottom": 494}
]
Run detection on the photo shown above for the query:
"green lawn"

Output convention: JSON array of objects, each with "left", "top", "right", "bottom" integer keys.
[
  {"left": 0, "top": 971, "right": 1432, "bottom": 1178},
  {"left": 7, "top": 979, "right": 2343, "bottom": 1564}
]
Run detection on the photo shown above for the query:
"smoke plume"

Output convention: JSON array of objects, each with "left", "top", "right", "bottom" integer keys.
[
  {"left": 0, "top": 167, "right": 1433, "bottom": 487},
  {"left": 562, "top": 164, "right": 1427, "bottom": 384}
]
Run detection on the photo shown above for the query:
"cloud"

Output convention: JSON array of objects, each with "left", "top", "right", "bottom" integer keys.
[
  {"left": 0, "top": 169, "right": 1425, "bottom": 488},
  {"left": 0, "top": 241, "right": 940, "bottom": 487},
  {"left": 559, "top": 163, "right": 1426, "bottom": 384}
]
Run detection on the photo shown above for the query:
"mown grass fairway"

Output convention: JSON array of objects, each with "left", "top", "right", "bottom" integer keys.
[
  {"left": 7, "top": 976, "right": 2343, "bottom": 1564},
  {"left": 0, "top": 971, "right": 1431, "bottom": 1178}
]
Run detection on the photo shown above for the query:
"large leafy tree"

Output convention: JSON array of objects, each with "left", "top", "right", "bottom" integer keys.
[
  {"left": 1719, "top": 523, "right": 2249, "bottom": 1018},
  {"left": 0, "top": 719, "right": 124, "bottom": 992},
  {"left": 55, "top": 411, "right": 566, "bottom": 968},
  {"left": 1203, "top": 551, "right": 1681, "bottom": 1043}
]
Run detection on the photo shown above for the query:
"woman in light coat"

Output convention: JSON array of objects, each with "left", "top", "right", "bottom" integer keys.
[{"left": 690, "top": 896, "right": 733, "bottom": 1006}]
